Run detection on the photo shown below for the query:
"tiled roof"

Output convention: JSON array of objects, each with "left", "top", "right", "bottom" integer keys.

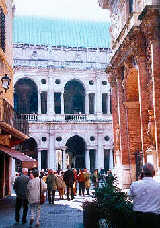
[{"left": 13, "top": 16, "right": 110, "bottom": 48}]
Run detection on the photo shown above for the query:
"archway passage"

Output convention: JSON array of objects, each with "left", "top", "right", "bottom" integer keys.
[
  {"left": 19, "top": 137, "right": 38, "bottom": 160},
  {"left": 66, "top": 135, "right": 86, "bottom": 169},
  {"left": 14, "top": 78, "right": 38, "bottom": 114},
  {"left": 64, "top": 79, "right": 85, "bottom": 114}
]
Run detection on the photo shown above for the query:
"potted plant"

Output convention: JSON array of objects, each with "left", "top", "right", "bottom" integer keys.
[{"left": 83, "top": 174, "right": 134, "bottom": 228}]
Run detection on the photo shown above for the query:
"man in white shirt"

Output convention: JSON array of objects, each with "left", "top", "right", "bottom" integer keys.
[{"left": 129, "top": 163, "right": 160, "bottom": 228}]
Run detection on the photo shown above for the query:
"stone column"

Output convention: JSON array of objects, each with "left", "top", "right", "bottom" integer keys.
[
  {"left": 116, "top": 76, "right": 129, "bottom": 165},
  {"left": 150, "top": 31, "right": 160, "bottom": 167},
  {"left": 38, "top": 148, "right": 41, "bottom": 171},
  {"left": 85, "top": 92, "right": 89, "bottom": 114},
  {"left": 48, "top": 131, "right": 55, "bottom": 169},
  {"left": 61, "top": 92, "right": 64, "bottom": 114},
  {"left": 85, "top": 148, "right": 90, "bottom": 170},
  {"left": 47, "top": 76, "right": 54, "bottom": 115},
  {"left": 38, "top": 90, "right": 41, "bottom": 114},
  {"left": 97, "top": 130, "right": 104, "bottom": 170},
  {"left": 62, "top": 147, "right": 67, "bottom": 171},
  {"left": 137, "top": 55, "right": 150, "bottom": 162},
  {"left": 109, "top": 149, "right": 113, "bottom": 170},
  {"left": 96, "top": 76, "right": 102, "bottom": 115}
]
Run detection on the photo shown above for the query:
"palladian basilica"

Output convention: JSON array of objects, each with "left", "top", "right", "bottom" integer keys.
[{"left": 13, "top": 16, "right": 113, "bottom": 172}]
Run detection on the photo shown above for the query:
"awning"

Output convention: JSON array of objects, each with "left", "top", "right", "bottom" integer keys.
[{"left": 0, "top": 145, "right": 36, "bottom": 162}]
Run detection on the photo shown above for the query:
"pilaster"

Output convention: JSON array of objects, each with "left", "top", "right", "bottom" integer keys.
[
  {"left": 85, "top": 148, "right": 90, "bottom": 170},
  {"left": 48, "top": 130, "right": 55, "bottom": 169}
]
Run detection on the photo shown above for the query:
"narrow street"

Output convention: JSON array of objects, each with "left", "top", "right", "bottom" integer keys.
[{"left": 0, "top": 193, "right": 93, "bottom": 228}]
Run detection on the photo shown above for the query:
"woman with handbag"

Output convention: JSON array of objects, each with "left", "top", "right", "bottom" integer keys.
[{"left": 27, "top": 169, "right": 47, "bottom": 227}]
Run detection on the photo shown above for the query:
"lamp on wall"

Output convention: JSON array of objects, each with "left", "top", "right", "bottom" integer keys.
[{"left": 1, "top": 74, "right": 11, "bottom": 93}]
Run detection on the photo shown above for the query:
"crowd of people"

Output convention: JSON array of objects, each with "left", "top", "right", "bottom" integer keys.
[
  {"left": 12, "top": 165, "right": 99, "bottom": 227},
  {"left": 12, "top": 162, "right": 160, "bottom": 228}
]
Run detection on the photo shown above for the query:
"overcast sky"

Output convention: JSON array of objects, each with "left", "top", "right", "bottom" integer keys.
[{"left": 14, "top": 0, "right": 110, "bottom": 21}]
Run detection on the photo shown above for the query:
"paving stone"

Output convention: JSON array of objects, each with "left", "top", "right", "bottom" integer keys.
[{"left": 0, "top": 193, "right": 94, "bottom": 228}]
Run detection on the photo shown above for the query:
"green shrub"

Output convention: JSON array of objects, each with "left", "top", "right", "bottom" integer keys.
[{"left": 83, "top": 174, "right": 134, "bottom": 228}]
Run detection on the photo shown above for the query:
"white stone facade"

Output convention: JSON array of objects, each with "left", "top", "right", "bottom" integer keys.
[{"left": 13, "top": 44, "right": 113, "bottom": 172}]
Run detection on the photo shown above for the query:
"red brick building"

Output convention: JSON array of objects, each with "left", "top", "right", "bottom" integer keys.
[
  {"left": 0, "top": 0, "right": 36, "bottom": 199},
  {"left": 99, "top": 0, "right": 160, "bottom": 188}
]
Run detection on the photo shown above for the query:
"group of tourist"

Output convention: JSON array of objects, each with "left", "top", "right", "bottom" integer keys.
[{"left": 13, "top": 164, "right": 95, "bottom": 227}]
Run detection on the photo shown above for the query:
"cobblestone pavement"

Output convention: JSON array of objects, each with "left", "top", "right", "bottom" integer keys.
[{"left": 0, "top": 192, "right": 94, "bottom": 228}]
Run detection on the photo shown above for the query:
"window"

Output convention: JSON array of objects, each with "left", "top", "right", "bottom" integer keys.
[
  {"left": 42, "top": 137, "right": 47, "bottom": 142},
  {"left": 89, "top": 80, "right": 94, "bottom": 85},
  {"left": 54, "top": 93, "right": 61, "bottom": 114},
  {"left": 41, "top": 79, "right": 46, "bottom": 84},
  {"left": 129, "top": 0, "right": 134, "bottom": 14},
  {"left": 41, "top": 91, "right": 47, "bottom": 114},
  {"left": 55, "top": 79, "right": 61, "bottom": 84},
  {"left": 90, "top": 136, "right": 95, "bottom": 141},
  {"left": 0, "top": 8, "right": 5, "bottom": 52},
  {"left": 89, "top": 93, "right": 95, "bottom": 114},
  {"left": 56, "top": 136, "right": 62, "bottom": 141},
  {"left": 102, "top": 81, "right": 107, "bottom": 85},
  {"left": 102, "top": 93, "right": 108, "bottom": 114},
  {"left": 104, "top": 136, "right": 110, "bottom": 141}
]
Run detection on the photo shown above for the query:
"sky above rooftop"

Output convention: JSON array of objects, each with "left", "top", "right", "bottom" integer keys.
[{"left": 14, "top": 0, "right": 110, "bottom": 22}]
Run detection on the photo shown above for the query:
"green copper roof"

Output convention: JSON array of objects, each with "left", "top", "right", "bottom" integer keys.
[{"left": 13, "top": 16, "right": 110, "bottom": 48}]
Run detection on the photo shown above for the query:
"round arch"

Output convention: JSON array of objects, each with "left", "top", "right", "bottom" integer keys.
[
  {"left": 65, "top": 135, "right": 86, "bottom": 169},
  {"left": 14, "top": 77, "right": 38, "bottom": 114},
  {"left": 20, "top": 137, "right": 38, "bottom": 159},
  {"left": 64, "top": 79, "right": 85, "bottom": 114}
]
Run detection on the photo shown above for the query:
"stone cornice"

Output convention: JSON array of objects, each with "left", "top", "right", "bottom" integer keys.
[{"left": 108, "top": 26, "right": 146, "bottom": 68}]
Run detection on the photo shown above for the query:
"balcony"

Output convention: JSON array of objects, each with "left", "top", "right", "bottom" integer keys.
[
  {"left": 20, "top": 113, "right": 112, "bottom": 123},
  {"left": 0, "top": 98, "right": 29, "bottom": 137}
]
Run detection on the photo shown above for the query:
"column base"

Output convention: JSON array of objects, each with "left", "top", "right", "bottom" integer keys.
[{"left": 113, "top": 164, "right": 136, "bottom": 189}]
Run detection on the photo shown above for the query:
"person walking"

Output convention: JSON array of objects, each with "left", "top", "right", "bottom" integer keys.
[
  {"left": 129, "top": 163, "right": 160, "bottom": 228},
  {"left": 63, "top": 165, "right": 74, "bottom": 200},
  {"left": 77, "top": 169, "right": 85, "bottom": 196},
  {"left": 27, "top": 169, "right": 47, "bottom": 227},
  {"left": 13, "top": 168, "right": 29, "bottom": 225},
  {"left": 57, "top": 171, "right": 66, "bottom": 199},
  {"left": 92, "top": 169, "right": 99, "bottom": 188},
  {"left": 83, "top": 168, "right": 91, "bottom": 195},
  {"left": 46, "top": 169, "right": 58, "bottom": 204},
  {"left": 73, "top": 168, "right": 78, "bottom": 196}
]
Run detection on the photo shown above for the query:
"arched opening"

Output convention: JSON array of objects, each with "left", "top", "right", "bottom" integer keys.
[
  {"left": 64, "top": 79, "right": 85, "bottom": 114},
  {"left": 18, "top": 137, "right": 38, "bottom": 160},
  {"left": 65, "top": 135, "right": 86, "bottom": 169},
  {"left": 125, "top": 67, "right": 142, "bottom": 160},
  {"left": 14, "top": 78, "right": 38, "bottom": 114}
]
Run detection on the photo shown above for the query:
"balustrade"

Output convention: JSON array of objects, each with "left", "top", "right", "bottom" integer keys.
[{"left": 20, "top": 113, "right": 112, "bottom": 122}]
